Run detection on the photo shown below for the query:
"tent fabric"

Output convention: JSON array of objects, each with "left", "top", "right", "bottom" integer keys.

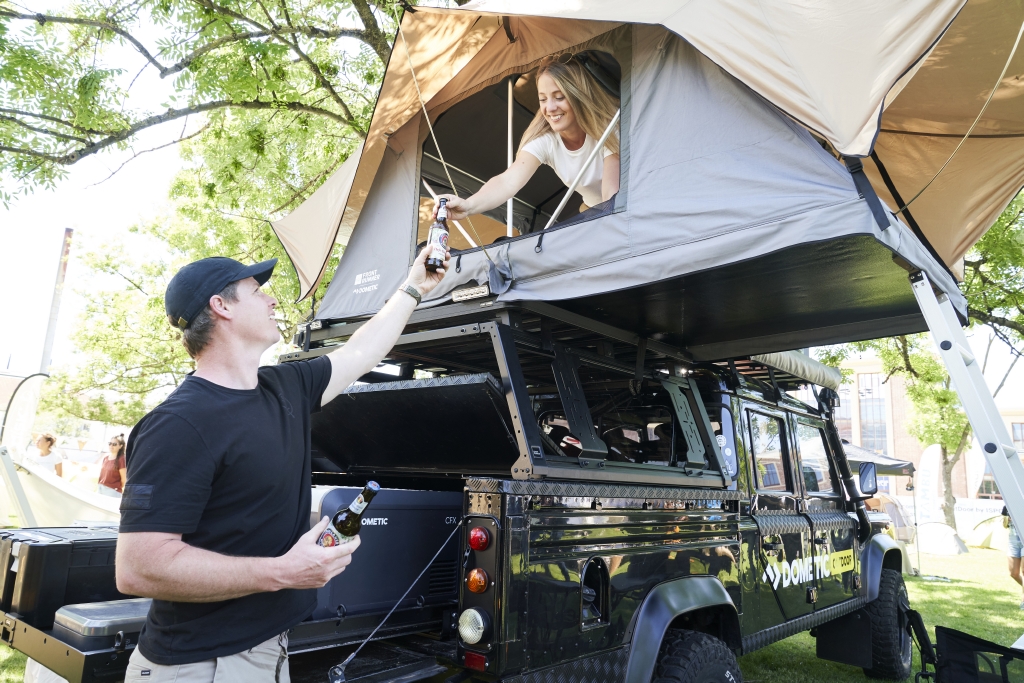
[
  {"left": 461, "top": 0, "right": 966, "bottom": 157},
  {"left": 315, "top": 24, "right": 966, "bottom": 333},
  {"left": 866, "top": 0, "right": 1024, "bottom": 266},
  {"left": 271, "top": 148, "right": 362, "bottom": 299},
  {"left": 272, "top": 0, "right": 980, "bottom": 299}
]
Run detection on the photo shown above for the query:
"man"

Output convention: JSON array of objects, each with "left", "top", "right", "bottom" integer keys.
[{"left": 116, "top": 246, "right": 449, "bottom": 682}]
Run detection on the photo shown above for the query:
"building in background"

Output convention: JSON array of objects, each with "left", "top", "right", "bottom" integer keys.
[{"left": 837, "top": 356, "right": 1024, "bottom": 501}]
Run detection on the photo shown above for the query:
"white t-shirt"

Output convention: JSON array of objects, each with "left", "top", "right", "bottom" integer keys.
[
  {"left": 23, "top": 449, "right": 63, "bottom": 475},
  {"left": 520, "top": 132, "right": 614, "bottom": 209}
]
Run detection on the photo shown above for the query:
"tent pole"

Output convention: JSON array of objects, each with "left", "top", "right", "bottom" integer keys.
[
  {"left": 543, "top": 109, "right": 620, "bottom": 232},
  {"left": 507, "top": 78, "right": 514, "bottom": 238}
]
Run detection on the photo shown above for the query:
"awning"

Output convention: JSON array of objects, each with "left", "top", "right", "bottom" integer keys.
[{"left": 843, "top": 440, "right": 917, "bottom": 477}]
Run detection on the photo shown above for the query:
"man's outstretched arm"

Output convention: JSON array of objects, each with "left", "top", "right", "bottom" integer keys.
[
  {"left": 321, "top": 247, "right": 449, "bottom": 405},
  {"left": 116, "top": 517, "right": 360, "bottom": 602}
]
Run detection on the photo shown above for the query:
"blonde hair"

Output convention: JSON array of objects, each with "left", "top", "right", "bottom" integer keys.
[{"left": 519, "top": 55, "right": 620, "bottom": 156}]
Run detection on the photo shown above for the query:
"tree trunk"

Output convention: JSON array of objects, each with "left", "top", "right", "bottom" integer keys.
[{"left": 939, "top": 426, "right": 972, "bottom": 532}]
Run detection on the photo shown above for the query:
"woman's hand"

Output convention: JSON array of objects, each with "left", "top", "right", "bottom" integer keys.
[
  {"left": 434, "top": 194, "right": 470, "bottom": 221},
  {"left": 404, "top": 245, "right": 450, "bottom": 297}
]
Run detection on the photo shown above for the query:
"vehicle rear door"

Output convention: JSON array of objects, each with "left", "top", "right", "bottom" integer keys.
[
  {"left": 744, "top": 405, "right": 814, "bottom": 620},
  {"left": 793, "top": 417, "right": 857, "bottom": 610}
]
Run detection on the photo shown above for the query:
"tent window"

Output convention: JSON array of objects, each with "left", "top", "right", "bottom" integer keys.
[{"left": 416, "top": 33, "right": 628, "bottom": 253}]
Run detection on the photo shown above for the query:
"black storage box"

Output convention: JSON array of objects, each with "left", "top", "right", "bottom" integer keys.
[
  {"left": 311, "top": 487, "right": 463, "bottom": 620},
  {"left": 0, "top": 527, "right": 125, "bottom": 629}
]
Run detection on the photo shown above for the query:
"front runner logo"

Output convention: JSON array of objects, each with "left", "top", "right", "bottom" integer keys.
[{"left": 761, "top": 549, "right": 854, "bottom": 589}]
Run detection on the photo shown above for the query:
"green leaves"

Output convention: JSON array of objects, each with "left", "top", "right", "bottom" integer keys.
[{"left": 0, "top": 0, "right": 393, "bottom": 204}]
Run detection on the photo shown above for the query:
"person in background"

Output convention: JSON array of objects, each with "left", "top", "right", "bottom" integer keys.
[
  {"left": 1004, "top": 506, "right": 1023, "bottom": 609},
  {"left": 97, "top": 434, "right": 127, "bottom": 496},
  {"left": 24, "top": 433, "right": 63, "bottom": 477}
]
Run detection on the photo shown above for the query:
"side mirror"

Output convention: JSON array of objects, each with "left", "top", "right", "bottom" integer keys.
[{"left": 858, "top": 462, "right": 878, "bottom": 498}]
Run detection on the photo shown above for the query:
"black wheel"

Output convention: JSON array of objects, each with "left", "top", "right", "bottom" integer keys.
[
  {"left": 863, "top": 568, "right": 913, "bottom": 680},
  {"left": 652, "top": 629, "right": 742, "bottom": 683}
]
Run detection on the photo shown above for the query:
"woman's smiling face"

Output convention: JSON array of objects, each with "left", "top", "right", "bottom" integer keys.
[{"left": 537, "top": 72, "right": 579, "bottom": 136}]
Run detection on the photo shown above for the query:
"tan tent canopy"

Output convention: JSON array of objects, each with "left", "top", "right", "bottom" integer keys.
[{"left": 272, "top": 0, "right": 1023, "bottom": 305}]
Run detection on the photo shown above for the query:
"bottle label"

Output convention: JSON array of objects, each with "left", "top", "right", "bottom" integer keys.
[
  {"left": 317, "top": 525, "right": 354, "bottom": 547},
  {"left": 427, "top": 227, "right": 449, "bottom": 260},
  {"left": 349, "top": 494, "right": 369, "bottom": 515},
  {"left": 438, "top": 205, "right": 448, "bottom": 221}
]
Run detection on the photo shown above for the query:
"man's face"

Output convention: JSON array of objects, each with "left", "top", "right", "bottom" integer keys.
[{"left": 226, "top": 277, "right": 281, "bottom": 348}]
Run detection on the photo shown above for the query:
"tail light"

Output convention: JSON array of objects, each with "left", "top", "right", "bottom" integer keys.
[
  {"left": 466, "top": 568, "right": 489, "bottom": 593},
  {"left": 468, "top": 526, "right": 490, "bottom": 551},
  {"left": 458, "top": 608, "right": 490, "bottom": 644}
]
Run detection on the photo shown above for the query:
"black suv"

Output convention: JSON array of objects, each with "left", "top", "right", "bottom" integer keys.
[{"left": 0, "top": 299, "right": 910, "bottom": 683}]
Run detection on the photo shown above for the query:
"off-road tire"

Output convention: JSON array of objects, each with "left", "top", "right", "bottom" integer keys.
[
  {"left": 863, "top": 568, "right": 913, "bottom": 680},
  {"left": 652, "top": 629, "right": 742, "bottom": 683}
]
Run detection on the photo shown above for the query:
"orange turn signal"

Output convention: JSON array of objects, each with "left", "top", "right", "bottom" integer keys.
[{"left": 466, "top": 568, "right": 489, "bottom": 594}]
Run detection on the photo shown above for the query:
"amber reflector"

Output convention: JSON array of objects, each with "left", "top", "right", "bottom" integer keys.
[
  {"left": 468, "top": 526, "right": 490, "bottom": 551},
  {"left": 466, "top": 568, "right": 489, "bottom": 593}
]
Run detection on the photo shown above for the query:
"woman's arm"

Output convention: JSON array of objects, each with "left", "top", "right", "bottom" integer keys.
[
  {"left": 119, "top": 468, "right": 127, "bottom": 488},
  {"left": 602, "top": 154, "right": 620, "bottom": 202},
  {"left": 439, "top": 152, "right": 542, "bottom": 220}
]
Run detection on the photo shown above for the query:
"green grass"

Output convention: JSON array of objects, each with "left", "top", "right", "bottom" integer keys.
[
  {"left": 0, "top": 549, "right": 1017, "bottom": 682},
  {"left": 0, "top": 646, "right": 26, "bottom": 683},
  {"left": 739, "top": 548, "right": 1023, "bottom": 682}
]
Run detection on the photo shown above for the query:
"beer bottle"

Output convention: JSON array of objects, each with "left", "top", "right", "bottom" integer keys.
[
  {"left": 318, "top": 481, "right": 381, "bottom": 547},
  {"left": 425, "top": 199, "right": 449, "bottom": 272}
]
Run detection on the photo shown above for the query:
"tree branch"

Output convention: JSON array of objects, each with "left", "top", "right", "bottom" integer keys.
[
  {"left": 0, "top": 9, "right": 167, "bottom": 75},
  {"left": 969, "top": 307, "right": 1024, "bottom": 338},
  {"left": 0, "top": 113, "right": 92, "bottom": 144},
  {"left": 350, "top": 0, "right": 392, "bottom": 63},
  {"left": 2, "top": 99, "right": 360, "bottom": 166}
]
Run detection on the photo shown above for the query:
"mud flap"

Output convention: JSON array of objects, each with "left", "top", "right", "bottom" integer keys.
[{"left": 815, "top": 608, "right": 872, "bottom": 668}]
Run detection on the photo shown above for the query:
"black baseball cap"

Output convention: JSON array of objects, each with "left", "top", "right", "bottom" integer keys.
[{"left": 165, "top": 257, "right": 277, "bottom": 330}]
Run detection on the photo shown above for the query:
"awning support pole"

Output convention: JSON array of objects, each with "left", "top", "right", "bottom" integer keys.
[{"left": 507, "top": 77, "right": 514, "bottom": 238}]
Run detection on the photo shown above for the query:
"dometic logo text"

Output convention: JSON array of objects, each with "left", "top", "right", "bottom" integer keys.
[
  {"left": 761, "top": 549, "right": 854, "bottom": 589},
  {"left": 361, "top": 517, "right": 388, "bottom": 526}
]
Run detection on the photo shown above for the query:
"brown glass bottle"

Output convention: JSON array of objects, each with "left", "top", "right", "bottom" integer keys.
[
  {"left": 425, "top": 199, "right": 449, "bottom": 272},
  {"left": 317, "top": 481, "right": 380, "bottom": 547}
]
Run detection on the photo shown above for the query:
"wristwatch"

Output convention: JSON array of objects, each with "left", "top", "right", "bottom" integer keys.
[{"left": 399, "top": 284, "right": 422, "bottom": 305}]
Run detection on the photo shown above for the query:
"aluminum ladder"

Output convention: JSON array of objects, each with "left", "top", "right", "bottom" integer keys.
[{"left": 910, "top": 271, "right": 1024, "bottom": 535}]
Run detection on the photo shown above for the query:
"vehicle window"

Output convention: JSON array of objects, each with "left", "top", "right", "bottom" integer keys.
[
  {"left": 749, "top": 412, "right": 789, "bottom": 492},
  {"left": 797, "top": 422, "right": 836, "bottom": 494}
]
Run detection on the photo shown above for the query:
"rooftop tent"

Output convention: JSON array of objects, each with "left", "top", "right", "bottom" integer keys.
[{"left": 269, "top": 1, "right": 1024, "bottom": 359}]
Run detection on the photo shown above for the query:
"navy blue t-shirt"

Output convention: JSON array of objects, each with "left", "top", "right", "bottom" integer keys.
[{"left": 120, "top": 356, "right": 332, "bottom": 665}]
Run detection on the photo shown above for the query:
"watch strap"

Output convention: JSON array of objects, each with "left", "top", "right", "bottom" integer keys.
[{"left": 399, "top": 284, "right": 422, "bottom": 305}]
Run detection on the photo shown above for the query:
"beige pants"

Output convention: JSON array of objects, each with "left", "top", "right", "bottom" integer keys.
[{"left": 124, "top": 633, "right": 289, "bottom": 683}]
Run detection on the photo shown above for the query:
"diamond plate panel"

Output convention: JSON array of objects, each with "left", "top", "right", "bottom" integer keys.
[
  {"left": 343, "top": 373, "right": 502, "bottom": 394},
  {"left": 465, "top": 478, "right": 745, "bottom": 501},
  {"left": 750, "top": 511, "right": 810, "bottom": 536},
  {"left": 506, "top": 646, "right": 629, "bottom": 683},
  {"left": 805, "top": 511, "right": 857, "bottom": 531}
]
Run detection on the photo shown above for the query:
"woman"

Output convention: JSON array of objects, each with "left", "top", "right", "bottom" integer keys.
[
  {"left": 24, "top": 433, "right": 63, "bottom": 477},
  {"left": 1004, "top": 506, "right": 1024, "bottom": 609},
  {"left": 438, "top": 52, "right": 620, "bottom": 225},
  {"left": 97, "top": 434, "right": 127, "bottom": 497}
]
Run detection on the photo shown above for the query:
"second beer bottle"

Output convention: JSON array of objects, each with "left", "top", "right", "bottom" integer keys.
[
  {"left": 426, "top": 198, "right": 449, "bottom": 272},
  {"left": 318, "top": 481, "right": 380, "bottom": 547}
]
